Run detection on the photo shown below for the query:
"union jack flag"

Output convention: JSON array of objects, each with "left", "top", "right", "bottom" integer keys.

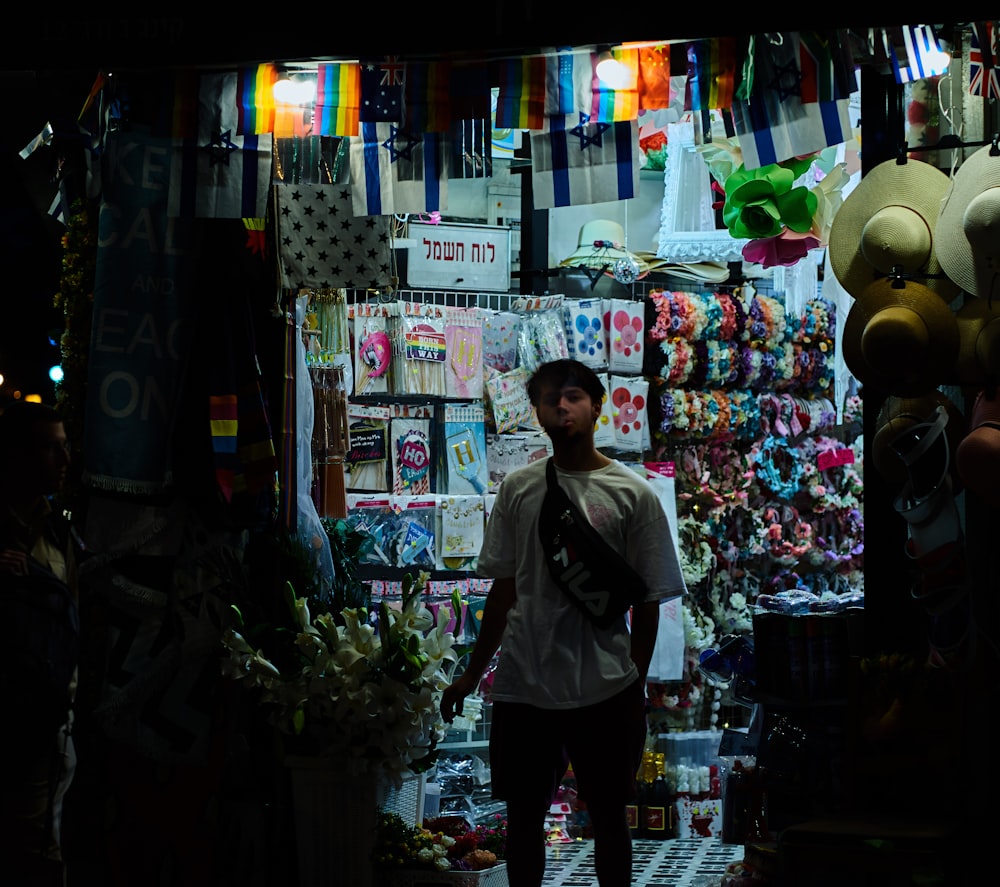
[{"left": 969, "top": 21, "right": 1000, "bottom": 99}]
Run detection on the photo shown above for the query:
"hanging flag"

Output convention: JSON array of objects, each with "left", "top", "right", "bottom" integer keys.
[
  {"left": 275, "top": 181, "right": 393, "bottom": 290},
  {"left": 273, "top": 98, "right": 313, "bottom": 139},
  {"left": 884, "top": 24, "right": 950, "bottom": 83},
  {"left": 168, "top": 70, "right": 274, "bottom": 219},
  {"left": 495, "top": 55, "right": 547, "bottom": 130},
  {"left": 450, "top": 61, "right": 493, "bottom": 120},
  {"left": 349, "top": 121, "right": 448, "bottom": 217},
  {"left": 450, "top": 117, "right": 493, "bottom": 178},
  {"left": 732, "top": 32, "right": 854, "bottom": 169},
  {"left": 530, "top": 114, "right": 639, "bottom": 209},
  {"left": 237, "top": 62, "right": 278, "bottom": 134},
  {"left": 685, "top": 38, "right": 737, "bottom": 111},
  {"left": 590, "top": 48, "right": 640, "bottom": 122},
  {"left": 637, "top": 45, "right": 672, "bottom": 110},
  {"left": 360, "top": 55, "right": 406, "bottom": 122},
  {"left": 970, "top": 21, "right": 1000, "bottom": 99},
  {"left": 543, "top": 48, "right": 593, "bottom": 119},
  {"left": 273, "top": 135, "right": 343, "bottom": 186},
  {"left": 403, "top": 59, "right": 453, "bottom": 132},
  {"left": 314, "top": 62, "right": 361, "bottom": 136}
]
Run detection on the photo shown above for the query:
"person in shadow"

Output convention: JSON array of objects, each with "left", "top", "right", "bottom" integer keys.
[
  {"left": 0, "top": 401, "right": 80, "bottom": 886},
  {"left": 441, "top": 359, "right": 687, "bottom": 887}
]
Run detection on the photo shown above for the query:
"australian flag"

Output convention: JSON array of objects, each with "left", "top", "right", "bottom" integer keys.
[{"left": 360, "top": 55, "right": 406, "bottom": 122}]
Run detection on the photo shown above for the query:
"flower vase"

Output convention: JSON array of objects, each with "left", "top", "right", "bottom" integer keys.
[{"left": 286, "top": 756, "right": 380, "bottom": 887}]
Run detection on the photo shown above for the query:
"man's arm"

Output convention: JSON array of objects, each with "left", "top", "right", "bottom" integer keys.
[
  {"left": 440, "top": 576, "right": 515, "bottom": 722},
  {"left": 628, "top": 599, "right": 661, "bottom": 684}
]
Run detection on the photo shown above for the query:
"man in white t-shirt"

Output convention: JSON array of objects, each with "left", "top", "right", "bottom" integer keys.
[{"left": 441, "top": 359, "right": 686, "bottom": 887}]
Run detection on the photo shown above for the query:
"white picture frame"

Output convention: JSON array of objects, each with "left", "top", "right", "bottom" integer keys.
[{"left": 656, "top": 121, "right": 748, "bottom": 264}]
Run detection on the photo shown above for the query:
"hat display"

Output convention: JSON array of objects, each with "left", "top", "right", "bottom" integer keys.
[
  {"left": 935, "top": 144, "right": 1000, "bottom": 300},
  {"left": 872, "top": 391, "right": 965, "bottom": 490},
  {"left": 560, "top": 219, "right": 654, "bottom": 284},
  {"left": 952, "top": 297, "right": 1000, "bottom": 386},
  {"left": 956, "top": 388, "right": 1000, "bottom": 506},
  {"left": 841, "top": 278, "right": 960, "bottom": 396},
  {"left": 828, "top": 158, "right": 959, "bottom": 300}
]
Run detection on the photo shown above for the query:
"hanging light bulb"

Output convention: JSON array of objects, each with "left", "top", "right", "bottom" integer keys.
[
  {"left": 595, "top": 47, "right": 632, "bottom": 89},
  {"left": 273, "top": 69, "right": 317, "bottom": 105}
]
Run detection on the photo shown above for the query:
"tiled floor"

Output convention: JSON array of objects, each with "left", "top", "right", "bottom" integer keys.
[{"left": 543, "top": 836, "right": 742, "bottom": 886}]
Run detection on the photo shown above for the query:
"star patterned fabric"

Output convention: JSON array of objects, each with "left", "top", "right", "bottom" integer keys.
[{"left": 275, "top": 182, "right": 393, "bottom": 290}]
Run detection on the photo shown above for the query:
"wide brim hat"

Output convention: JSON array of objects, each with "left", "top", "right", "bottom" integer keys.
[
  {"left": 841, "top": 278, "right": 959, "bottom": 396},
  {"left": 935, "top": 144, "right": 1000, "bottom": 300},
  {"left": 952, "top": 297, "right": 1000, "bottom": 386},
  {"left": 956, "top": 388, "right": 1000, "bottom": 505},
  {"left": 560, "top": 219, "right": 653, "bottom": 280},
  {"left": 829, "top": 158, "right": 959, "bottom": 301},
  {"left": 872, "top": 391, "right": 965, "bottom": 490}
]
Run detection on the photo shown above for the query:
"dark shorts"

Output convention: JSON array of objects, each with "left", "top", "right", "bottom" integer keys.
[{"left": 489, "top": 679, "right": 646, "bottom": 808}]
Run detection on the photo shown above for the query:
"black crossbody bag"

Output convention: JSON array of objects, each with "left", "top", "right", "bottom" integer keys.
[{"left": 538, "top": 458, "right": 649, "bottom": 629}]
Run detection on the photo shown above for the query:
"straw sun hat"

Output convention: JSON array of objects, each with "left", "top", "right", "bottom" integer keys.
[
  {"left": 828, "top": 157, "right": 959, "bottom": 301},
  {"left": 952, "top": 297, "right": 1000, "bottom": 386},
  {"left": 935, "top": 143, "right": 1000, "bottom": 301},
  {"left": 560, "top": 219, "right": 653, "bottom": 284},
  {"left": 841, "top": 278, "right": 959, "bottom": 396}
]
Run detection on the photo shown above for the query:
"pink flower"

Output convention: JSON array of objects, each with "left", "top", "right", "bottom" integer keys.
[{"left": 743, "top": 229, "right": 821, "bottom": 268}]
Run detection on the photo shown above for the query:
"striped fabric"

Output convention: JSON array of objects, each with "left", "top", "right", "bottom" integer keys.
[
  {"left": 590, "top": 48, "right": 639, "bottom": 122},
  {"left": 167, "top": 71, "right": 274, "bottom": 219},
  {"left": 887, "top": 24, "right": 950, "bottom": 84},
  {"left": 349, "top": 121, "right": 448, "bottom": 216},
  {"left": 969, "top": 21, "right": 1000, "bottom": 99},
  {"left": 315, "top": 62, "right": 361, "bottom": 136},
  {"left": 495, "top": 55, "right": 547, "bottom": 130},
  {"left": 685, "top": 38, "right": 736, "bottom": 111},
  {"left": 404, "top": 60, "right": 453, "bottom": 132},
  {"left": 529, "top": 115, "right": 639, "bottom": 209},
  {"left": 732, "top": 32, "right": 854, "bottom": 169},
  {"left": 544, "top": 48, "right": 592, "bottom": 118},
  {"left": 237, "top": 63, "right": 278, "bottom": 135}
]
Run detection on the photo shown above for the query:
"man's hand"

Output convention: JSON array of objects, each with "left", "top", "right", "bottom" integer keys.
[{"left": 440, "top": 672, "right": 481, "bottom": 723}]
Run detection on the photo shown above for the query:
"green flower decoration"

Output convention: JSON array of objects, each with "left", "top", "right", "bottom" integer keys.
[{"left": 722, "top": 162, "right": 818, "bottom": 240}]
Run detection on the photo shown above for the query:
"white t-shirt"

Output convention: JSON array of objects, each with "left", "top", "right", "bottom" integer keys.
[{"left": 476, "top": 458, "right": 687, "bottom": 710}]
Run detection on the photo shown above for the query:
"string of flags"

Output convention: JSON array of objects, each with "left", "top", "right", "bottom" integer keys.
[{"left": 25, "top": 25, "right": 981, "bottom": 222}]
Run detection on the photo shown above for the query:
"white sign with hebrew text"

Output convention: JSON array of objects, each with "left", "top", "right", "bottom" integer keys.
[{"left": 406, "top": 221, "right": 511, "bottom": 292}]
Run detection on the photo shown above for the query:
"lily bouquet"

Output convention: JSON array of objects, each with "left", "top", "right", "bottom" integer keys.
[{"left": 221, "top": 571, "right": 461, "bottom": 786}]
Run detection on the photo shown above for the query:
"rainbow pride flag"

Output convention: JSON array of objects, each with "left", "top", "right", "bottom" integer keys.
[
  {"left": 237, "top": 62, "right": 278, "bottom": 135},
  {"left": 495, "top": 56, "right": 546, "bottom": 130},
  {"left": 590, "top": 48, "right": 639, "bottom": 123},
  {"left": 315, "top": 62, "right": 361, "bottom": 136}
]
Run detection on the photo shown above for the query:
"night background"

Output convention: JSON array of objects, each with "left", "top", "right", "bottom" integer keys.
[{"left": 0, "top": 68, "right": 97, "bottom": 404}]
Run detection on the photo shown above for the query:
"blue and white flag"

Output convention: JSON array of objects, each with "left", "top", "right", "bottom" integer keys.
[
  {"left": 543, "top": 48, "right": 593, "bottom": 119},
  {"left": 349, "top": 121, "right": 448, "bottom": 217},
  {"left": 733, "top": 33, "right": 854, "bottom": 170},
  {"left": 168, "top": 71, "right": 273, "bottom": 219},
  {"left": 886, "top": 24, "right": 951, "bottom": 84},
  {"left": 529, "top": 115, "right": 639, "bottom": 209}
]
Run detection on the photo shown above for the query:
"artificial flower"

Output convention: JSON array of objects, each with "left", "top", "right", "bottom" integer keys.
[
  {"left": 742, "top": 229, "right": 821, "bottom": 268},
  {"left": 722, "top": 162, "right": 818, "bottom": 239},
  {"left": 221, "top": 571, "right": 460, "bottom": 786}
]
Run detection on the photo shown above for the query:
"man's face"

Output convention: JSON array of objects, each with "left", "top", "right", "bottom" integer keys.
[
  {"left": 534, "top": 384, "right": 599, "bottom": 441},
  {"left": 26, "top": 420, "right": 70, "bottom": 497}
]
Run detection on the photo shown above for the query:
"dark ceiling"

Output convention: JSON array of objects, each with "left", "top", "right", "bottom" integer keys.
[{"left": 6, "top": 10, "right": 914, "bottom": 70}]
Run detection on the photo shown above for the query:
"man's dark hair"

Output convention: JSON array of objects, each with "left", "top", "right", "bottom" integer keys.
[
  {"left": 526, "top": 359, "right": 606, "bottom": 407},
  {"left": 0, "top": 401, "right": 63, "bottom": 459}
]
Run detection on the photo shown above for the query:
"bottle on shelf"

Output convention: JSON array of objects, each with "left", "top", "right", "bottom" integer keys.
[
  {"left": 640, "top": 752, "right": 674, "bottom": 839},
  {"left": 632, "top": 745, "right": 657, "bottom": 838}
]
